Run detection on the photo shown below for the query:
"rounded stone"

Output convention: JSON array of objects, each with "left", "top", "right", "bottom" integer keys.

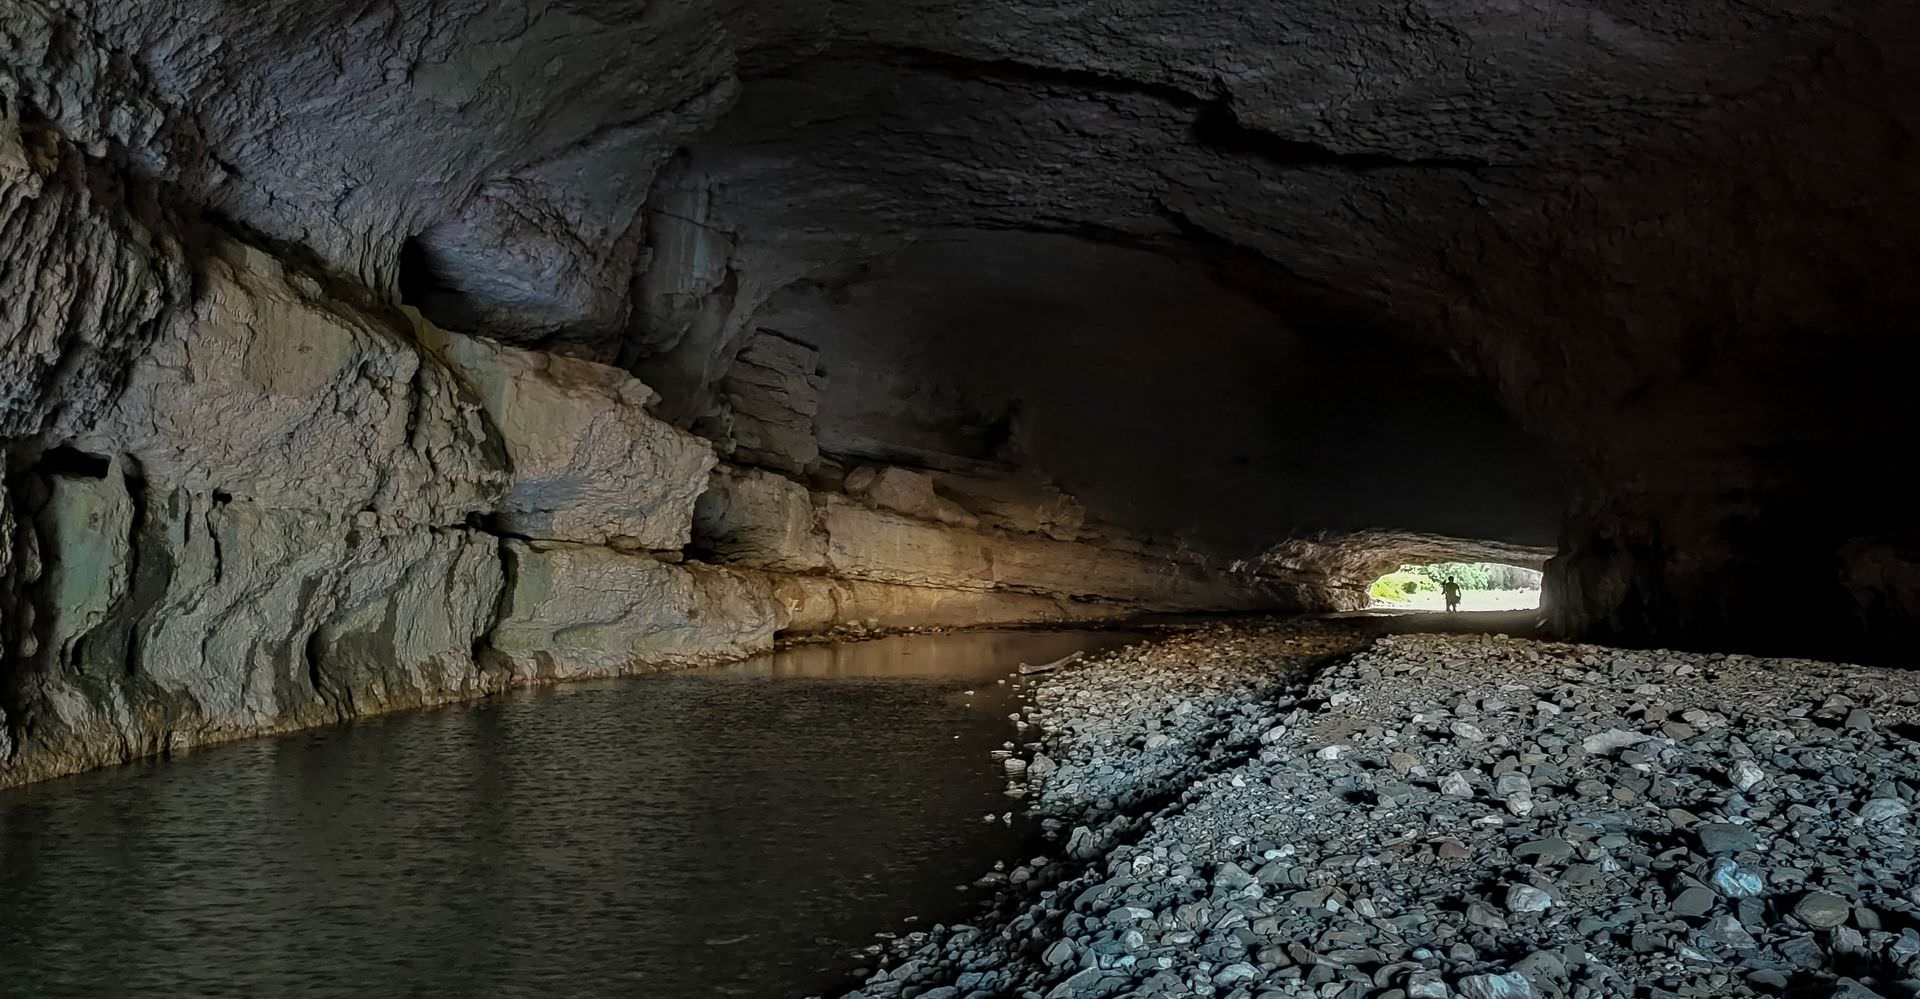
[
  {"left": 1794, "top": 891, "right": 1852, "bottom": 929},
  {"left": 1505, "top": 884, "right": 1554, "bottom": 914}
]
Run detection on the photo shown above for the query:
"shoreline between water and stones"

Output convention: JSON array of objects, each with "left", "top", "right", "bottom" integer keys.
[
  {"left": 830, "top": 617, "right": 1920, "bottom": 999},
  {"left": 0, "top": 615, "right": 1206, "bottom": 797}
]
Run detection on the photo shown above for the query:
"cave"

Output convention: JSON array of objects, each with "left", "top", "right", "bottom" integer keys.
[{"left": 4, "top": 0, "right": 1920, "bottom": 994}]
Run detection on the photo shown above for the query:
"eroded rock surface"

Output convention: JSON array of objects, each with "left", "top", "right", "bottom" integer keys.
[
  {"left": 9, "top": 473, "right": 508, "bottom": 786},
  {"left": 846, "top": 466, "right": 979, "bottom": 530},
  {"left": 720, "top": 330, "right": 827, "bottom": 475},
  {"left": 83, "top": 242, "right": 503, "bottom": 522},
  {"left": 420, "top": 322, "right": 715, "bottom": 549},
  {"left": 0, "top": 141, "right": 1302, "bottom": 790},
  {"left": 0, "top": 107, "right": 185, "bottom": 441},
  {"left": 695, "top": 464, "right": 830, "bottom": 572},
  {"left": 486, "top": 541, "right": 779, "bottom": 682}
]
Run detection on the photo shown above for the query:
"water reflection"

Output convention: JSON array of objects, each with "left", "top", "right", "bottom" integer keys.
[{"left": 0, "top": 629, "right": 1138, "bottom": 998}]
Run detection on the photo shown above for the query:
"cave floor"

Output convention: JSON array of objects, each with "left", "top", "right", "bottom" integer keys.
[
  {"left": 1332, "top": 607, "right": 1548, "bottom": 638},
  {"left": 846, "top": 617, "right": 1920, "bottom": 999}
]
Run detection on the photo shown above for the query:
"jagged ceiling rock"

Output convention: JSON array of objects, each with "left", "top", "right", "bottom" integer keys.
[
  {"left": 1266, "top": 530, "right": 1556, "bottom": 608},
  {"left": 5, "top": 0, "right": 762, "bottom": 333},
  {"left": 20, "top": 0, "right": 1906, "bottom": 356}
]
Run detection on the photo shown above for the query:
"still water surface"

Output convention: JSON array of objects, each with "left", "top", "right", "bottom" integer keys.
[{"left": 0, "top": 629, "right": 1138, "bottom": 998}]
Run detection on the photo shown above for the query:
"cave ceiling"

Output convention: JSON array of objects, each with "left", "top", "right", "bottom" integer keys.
[{"left": 7, "top": 0, "right": 1917, "bottom": 565}]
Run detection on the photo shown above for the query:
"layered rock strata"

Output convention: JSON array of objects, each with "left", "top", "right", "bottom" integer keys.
[{"left": 0, "top": 122, "right": 1309, "bottom": 790}]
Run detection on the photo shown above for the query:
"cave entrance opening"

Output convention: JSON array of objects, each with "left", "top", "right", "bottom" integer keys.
[{"left": 1369, "top": 562, "right": 1543, "bottom": 612}]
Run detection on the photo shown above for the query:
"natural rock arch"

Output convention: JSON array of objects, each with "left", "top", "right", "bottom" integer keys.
[{"left": 4, "top": 0, "right": 1920, "bottom": 789}]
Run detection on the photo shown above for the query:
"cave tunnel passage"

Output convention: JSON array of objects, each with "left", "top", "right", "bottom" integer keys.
[
  {"left": 0, "top": 0, "right": 1902, "bottom": 661},
  {"left": 599, "top": 47, "right": 1584, "bottom": 627},
  {"left": 13, "top": 5, "right": 1920, "bottom": 995},
  {"left": 354, "top": 13, "right": 1920, "bottom": 660},
  {"left": 728, "top": 229, "right": 1570, "bottom": 566},
  {"left": 1370, "top": 562, "right": 1545, "bottom": 613}
]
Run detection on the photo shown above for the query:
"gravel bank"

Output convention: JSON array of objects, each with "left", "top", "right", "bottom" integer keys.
[{"left": 839, "top": 619, "right": 1920, "bottom": 999}]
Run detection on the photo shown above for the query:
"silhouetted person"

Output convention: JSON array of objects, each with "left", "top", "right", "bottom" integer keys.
[{"left": 1442, "top": 577, "right": 1462, "bottom": 613}]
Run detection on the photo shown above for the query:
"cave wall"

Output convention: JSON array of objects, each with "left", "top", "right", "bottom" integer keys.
[
  {"left": 1468, "top": 75, "right": 1920, "bottom": 660},
  {"left": 0, "top": 115, "right": 1323, "bottom": 788}
]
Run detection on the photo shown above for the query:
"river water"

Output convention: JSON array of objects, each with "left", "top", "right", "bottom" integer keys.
[{"left": 0, "top": 629, "right": 1140, "bottom": 998}]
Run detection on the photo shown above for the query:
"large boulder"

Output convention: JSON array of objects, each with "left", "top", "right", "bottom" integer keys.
[
  {"left": 692, "top": 464, "right": 827, "bottom": 571},
  {"left": 419, "top": 325, "right": 716, "bottom": 549},
  {"left": 485, "top": 541, "right": 779, "bottom": 681},
  {"left": 844, "top": 465, "right": 978, "bottom": 528}
]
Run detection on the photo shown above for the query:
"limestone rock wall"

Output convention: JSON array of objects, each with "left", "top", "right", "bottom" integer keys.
[
  {"left": 486, "top": 541, "right": 780, "bottom": 682},
  {"left": 0, "top": 124, "right": 1301, "bottom": 790},
  {"left": 923, "top": 473, "right": 1085, "bottom": 542},
  {"left": 417, "top": 323, "right": 715, "bottom": 550},
  {"left": 0, "top": 249, "right": 728, "bottom": 789},
  {"left": 77, "top": 241, "right": 503, "bottom": 521},
  {"left": 0, "top": 463, "right": 25, "bottom": 763},
  {"left": 9, "top": 475, "right": 510, "bottom": 786},
  {"left": 765, "top": 574, "right": 1126, "bottom": 636},
  {"left": 693, "top": 465, "right": 828, "bottom": 572},
  {"left": 718, "top": 330, "right": 825, "bottom": 476},
  {"left": 693, "top": 462, "right": 1307, "bottom": 614},
  {"left": 1546, "top": 486, "right": 1920, "bottom": 664},
  {"left": 816, "top": 498, "right": 1271, "bottom": 609},
  {"left": 0, "top": 107, "right": 185, "bottom": 441}
]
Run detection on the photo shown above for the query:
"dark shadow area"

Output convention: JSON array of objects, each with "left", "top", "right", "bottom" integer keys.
[
  {"left": 394, "top": 235, "right": 449, "bottom": 311},
  {"left": 751, "top": 230, "right": 1567, "bottom": 560},
  {"left": 32, "top": 447, "right": 111, "bottom": 479}
]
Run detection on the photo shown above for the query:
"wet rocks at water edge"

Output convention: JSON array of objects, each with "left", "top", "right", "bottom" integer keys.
[{"left": 837, "top": 620, "right": 1920, "bottom": 999}]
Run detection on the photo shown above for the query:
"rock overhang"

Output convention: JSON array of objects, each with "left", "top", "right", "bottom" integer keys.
[{"left": 5, "top": 0, "right": 1920, "bottom": 659}]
